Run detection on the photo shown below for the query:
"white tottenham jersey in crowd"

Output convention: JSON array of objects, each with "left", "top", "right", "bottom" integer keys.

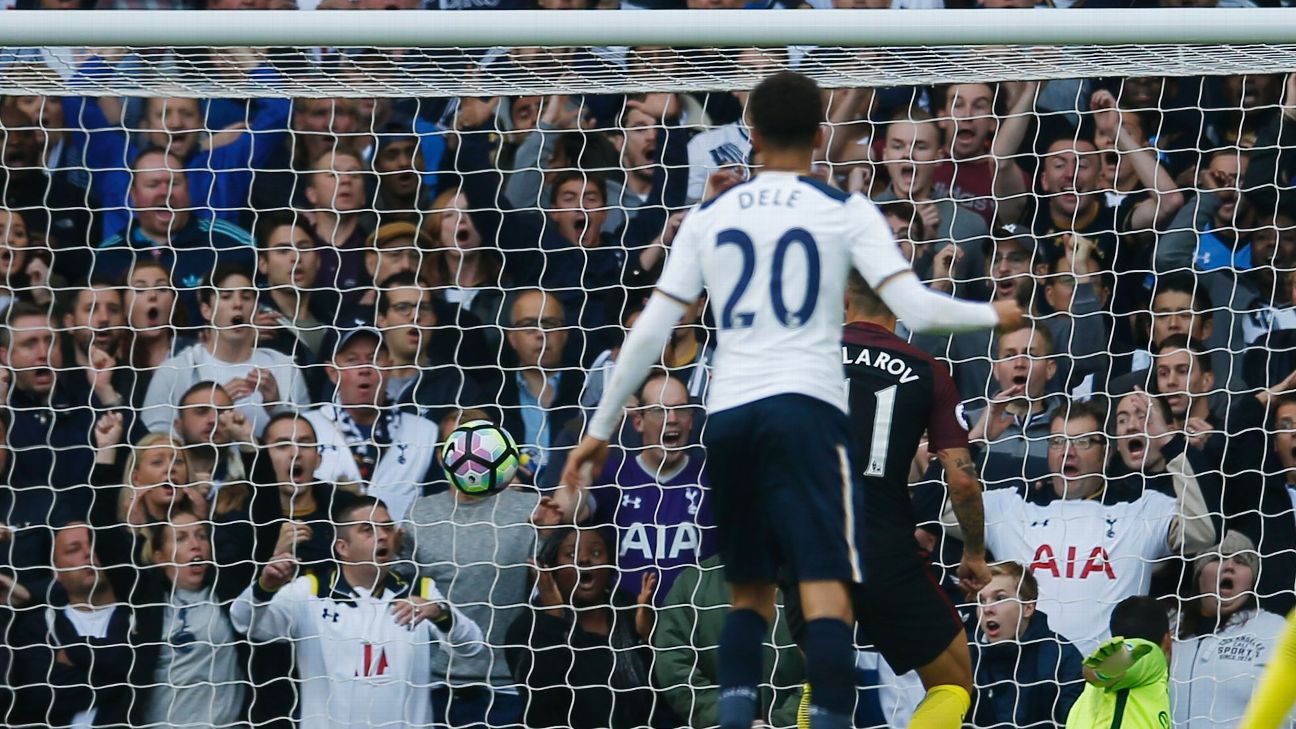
[
  {"left": 656, "top": 171, "right": 910, "bottom": 415},
  {"left": 230, "top": 569, "right": 483, "bottom": 729},
  {"left": 982, "top": 488, "right": 1176, "bottom": 655}
]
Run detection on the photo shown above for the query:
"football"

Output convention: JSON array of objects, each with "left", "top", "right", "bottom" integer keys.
[{"left": 441, "top": 420, "right": 521, "bottom": 495}]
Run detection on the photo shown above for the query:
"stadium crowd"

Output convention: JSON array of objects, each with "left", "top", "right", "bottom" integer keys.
[{"left": 1, "top": 0, "right": 1296, "bottom": 728}]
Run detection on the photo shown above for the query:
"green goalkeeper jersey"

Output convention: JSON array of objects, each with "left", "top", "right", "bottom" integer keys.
[{"left": 1065, "top": 638, "right": 1171, "bottom": 729}]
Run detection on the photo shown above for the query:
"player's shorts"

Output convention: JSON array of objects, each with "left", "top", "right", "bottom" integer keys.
[
  {"left": 781, "top": 546, "right": 965, "bottom": 675},
  {"left": 703, "top": 393, "right": 867, "bottom": 586}
]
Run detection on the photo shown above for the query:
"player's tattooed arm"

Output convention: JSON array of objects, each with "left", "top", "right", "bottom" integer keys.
[
  {"left": 936, "top": 448, "right": 986, "bottom": 558},
  {"left": 937, "top": 446, "right": 992, "bottom": 594}
]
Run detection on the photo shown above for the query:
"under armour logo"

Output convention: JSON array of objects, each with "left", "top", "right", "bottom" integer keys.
[
  {"left": 1030, "top": 519, "right": 1050, "bottom": 528},
  {"left": 1105, "top": 518, "right": 1118, "bottom": 539},
  {"left": 622, "top": 494, "right": 642, "bottom": 509},
  {"left": 322, "top": 608, "right": 340, "bottom": 623}
]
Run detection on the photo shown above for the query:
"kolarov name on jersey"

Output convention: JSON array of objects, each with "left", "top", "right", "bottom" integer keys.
[{"left": 842, "top": 346, "right": 920, "bottom": 383}]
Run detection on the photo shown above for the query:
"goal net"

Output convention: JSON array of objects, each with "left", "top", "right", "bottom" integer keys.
[{"left": 0, "top": 7, "right": 1294, "bottom": 728}]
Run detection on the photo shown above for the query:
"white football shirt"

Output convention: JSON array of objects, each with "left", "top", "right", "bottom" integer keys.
[
  {"left": 982, "top": 487, "right": 1176, "bottom": 654},
  {"left": 656, "top": 171, "right": 909, "bottom": 415}
]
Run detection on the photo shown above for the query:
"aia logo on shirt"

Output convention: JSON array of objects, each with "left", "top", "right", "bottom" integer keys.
[
  {"left": 1029, "top": 545, "right": 1115, "bottom": 580},
  {"left": 356, "top": 643, "right": 390, "bottom": 678}
]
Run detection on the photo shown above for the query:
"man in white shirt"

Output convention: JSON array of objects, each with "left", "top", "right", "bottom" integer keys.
[
  {"left": 304, "top": 325, "right": 440, "bottom": 520},
  {"left": 231, "top": 496, "right": 483, "bottom": 729},
  {"left": 143, "top": 264, "right": 310, "bottom": 437},
  {"left": 945, "top": 400, "right": 1215, "bottom": 654}
]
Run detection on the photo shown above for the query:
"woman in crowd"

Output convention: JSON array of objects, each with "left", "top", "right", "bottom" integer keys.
[
  {"left": 970, "top": 561, "right": 1085, "bottom": 729},
  {"left": 104, "top": 433, "right": 207, "bottom": 563},
  {"left": 136, "top": 505, "right": 247, "bottom": 729},
  {"left": 505, "top": 525, "right": 672, "bottom": 729},
  {"left": 1172, "top": 533, "right": 1292, "bottom": 729},
  {"left": 423, "top": 188, "right": 507, "bottom": 353}
]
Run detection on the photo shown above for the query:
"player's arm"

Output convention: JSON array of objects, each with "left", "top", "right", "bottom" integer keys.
[
  {"left": 229, "top": 554, "right": 306, "bottom": 641},
  {"left": 559, "top": 290, "right": 689, "bottom": 491},
  {"left": 561, "top": 214, "right": 705, "bottom": 490},
  {"left": 1238, "top": 610, "right": 1296, "bottom": 729},
  {"left": 849, "top": 199, "right": 1023, "bottom": 333},
  {"left": 935, "top": 447, "right": 990, "bottom": 594}
]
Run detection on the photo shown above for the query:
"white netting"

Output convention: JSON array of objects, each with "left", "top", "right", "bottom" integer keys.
[{"left": 0, "top": 9, "right": 1295, "bottom": 729}]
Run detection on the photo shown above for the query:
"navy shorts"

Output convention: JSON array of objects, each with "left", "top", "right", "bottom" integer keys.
[{"left": 703, "top": 394, "right": 868, "bottom": 586}]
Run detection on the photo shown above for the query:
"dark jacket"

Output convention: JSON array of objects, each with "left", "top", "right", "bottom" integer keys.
[
  {"left": 8, "top": 585, "right": 151, "bottom": 728},
  {"left": 6, "top": 376, "right": 129, "bottom": 516},
  {"left": 969, "top": 610, "right": 1085, "bottom": 729},
  {"left": 504, "top": 589, "right": 674, "bottom": 729}
]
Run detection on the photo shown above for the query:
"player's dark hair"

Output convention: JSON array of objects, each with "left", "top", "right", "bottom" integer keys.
[
  {"left": 748, "top": 71, "right": 823, "bottom": 150},
  {"left": 1154, "top": 334, "right": 1212, "bottom": 374},
  {"left": 845, "top": 270, "right": 895, "bottom": 320},
  {"left": 1048, "top": 399, "right": 1108, "bottom": 432},
  {"left": 1109, "top": 595, "right": 1169, "bottom": 644}
]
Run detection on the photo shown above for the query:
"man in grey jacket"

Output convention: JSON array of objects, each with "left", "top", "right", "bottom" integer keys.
[{"left": 397, "top": 410, "right": 540, "bottom": 729}]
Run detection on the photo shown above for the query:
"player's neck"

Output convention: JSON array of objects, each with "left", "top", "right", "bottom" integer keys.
[
  {"left": 846, "top": 314, "right": 897, "bottom": 333},
  {"left": 755, "top": 148, "right": 814, "bottom": 175}
]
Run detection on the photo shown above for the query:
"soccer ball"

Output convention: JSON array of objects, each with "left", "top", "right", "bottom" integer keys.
[{"left": 441, "top": 420, "right": 521, "bottom": 495}]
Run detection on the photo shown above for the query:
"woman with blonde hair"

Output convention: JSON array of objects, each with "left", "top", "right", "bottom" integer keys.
[{"left": 112, "top": 432, "right": 207, "bottom": 564}]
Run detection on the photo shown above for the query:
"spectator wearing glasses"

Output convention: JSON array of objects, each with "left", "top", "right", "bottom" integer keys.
[
  {"left": 375, "top": 271, "right": 487, "bottom": 426},
  {"left": 944, "top": 401, "right": 1214, "bottom": 653},
  {"left": 591, "top": 370, "right": 715, "bottom": 605},
  {"left": 494, "top": 289, "right": 585, "bottom": 487}
]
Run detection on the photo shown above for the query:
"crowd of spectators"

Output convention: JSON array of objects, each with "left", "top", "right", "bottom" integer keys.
[{"left": 0, "top": 0, "right": 1295, "bottom": 728}]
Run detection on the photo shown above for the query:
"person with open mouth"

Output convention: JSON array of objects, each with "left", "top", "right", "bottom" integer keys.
[
  {"left": 970, "top": 561, "right": 1084, "bottom": 729},
  {"left": 138, "top": 506, "right": 247, "bottom": 729},
  {"left": 232, "top": 495, "right": 483, "bottom": 729},
  {"left": 875, "top": 107, "right": 990, "bottom": 288},
  {"left": 949, "top": 400, "right": 1216, "bottom": 655},
  {"left": 965, "top": 326, "right": 1062, "bottom": 485},
  {"left": 142, "top": 264, "right": 312, "bottom": 439},
  {"left": 505, "top": 525, "right": 668, "bottom": 729},
  {"left": 1171, "top": 533, "right": 1291, "bottom": 729}
]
